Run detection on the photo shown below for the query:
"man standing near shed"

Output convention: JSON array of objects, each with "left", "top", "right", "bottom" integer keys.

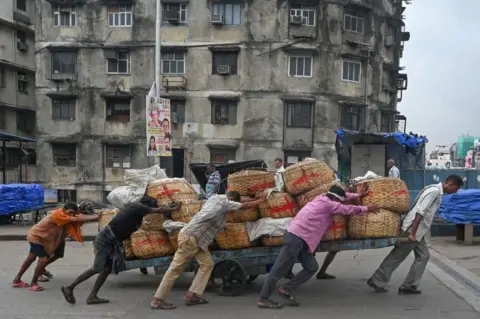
[
  {"left": 367, "top": 174, "right": 463, "bottom": 295},
  {"left": 387, "top": 159, "right": 400, "bottom": 178},
  {"left": 205, "top": 163, "right": 222, "bottom": 199}
]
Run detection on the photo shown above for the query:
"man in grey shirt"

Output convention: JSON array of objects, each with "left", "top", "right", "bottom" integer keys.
[{"left": 387, "top": 159, "right": 400, "bottom": 178}]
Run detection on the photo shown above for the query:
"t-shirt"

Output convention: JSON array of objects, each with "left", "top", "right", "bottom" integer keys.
[{"left": 109, "top": 203, "right": 153, "bottom": 241}]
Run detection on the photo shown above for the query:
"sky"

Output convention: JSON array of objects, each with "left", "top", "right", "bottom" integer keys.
[{"left": 401, "top": 0, "right": 480, "bottom": 151}]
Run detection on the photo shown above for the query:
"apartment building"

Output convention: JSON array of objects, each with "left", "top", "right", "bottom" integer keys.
[
  {"left": 35, "top": 0, "right": 409, "bottom": 203},
  {"left": 0, "top": 0, "right": 37, "bottom": 184}
]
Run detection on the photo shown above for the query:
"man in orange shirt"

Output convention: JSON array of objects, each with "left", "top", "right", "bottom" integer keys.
[{"left": 11, "top": 201, "right": 99, "bottom": 292}]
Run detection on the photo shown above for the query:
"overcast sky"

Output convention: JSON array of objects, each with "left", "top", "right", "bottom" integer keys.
[{"left": 401, "top": 0, "right": 479, "bottom": 150}]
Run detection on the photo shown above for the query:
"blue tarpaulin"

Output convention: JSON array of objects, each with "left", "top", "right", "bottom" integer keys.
[
  {"left": 438, "top": 189, "right": 480, "bottom": 224},
  {"left": 0, "top": 184, "right": 45, "bottom": 216}
]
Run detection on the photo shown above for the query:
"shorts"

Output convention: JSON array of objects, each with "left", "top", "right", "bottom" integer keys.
[
  {"left": 29, "top": 241, "right": 65, "bottom": 259},
  {"left": 92, "top": 231, "right": 114, "bottom": 272}
]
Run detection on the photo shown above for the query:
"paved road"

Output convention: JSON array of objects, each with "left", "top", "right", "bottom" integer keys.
[{"left": 1, "top": 242, "right": 478, "bottom": 319}]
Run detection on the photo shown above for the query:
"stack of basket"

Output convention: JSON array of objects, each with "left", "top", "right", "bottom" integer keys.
[
  {"left": 348, "top": 178, "right": 409, "bottom": 239},
  {"left": 214, "top": 170, "right": 275, "bottom": 250}
]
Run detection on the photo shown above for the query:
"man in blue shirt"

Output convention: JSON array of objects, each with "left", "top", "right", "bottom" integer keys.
[{"left": 205, "top": 163, "right": 222, "bottom": 198}]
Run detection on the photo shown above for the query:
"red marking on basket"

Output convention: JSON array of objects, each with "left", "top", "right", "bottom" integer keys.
[
  {"left": 248, "top": 182, "right": 275, "bottom": 192},
  {"left": 292, "top": 173, "right": 321, "bottom": 186},
  {"left": 270, "top": 196, "right": 297, "bottom": 217},
  {"left": 393, "top": 190, "right": 409, "bottom": 196},
  {"left": 325, "top": 221, "right": 345, "bottom": 239},
  {"left": 157, "top": 185, "right": 180, "bottom": 197},
  {"left": 135, "top": 238, "right": 168, "bottom": 246}
]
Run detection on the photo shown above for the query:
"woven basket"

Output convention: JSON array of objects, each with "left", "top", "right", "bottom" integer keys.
[
  {"left": 296, "top": 181, "right": 346, "bottom": 207},
  {"left": 169, "top": 229, "right": 181, "bottom": 251},
  {"left": 216, "top": 223, "right": 256, "bottom": 250},
  {"left": 356, "top": 178, "right": 410, "bottom": 213},
  {"left": 284, "top": 160, "right": 336, "bottom": 195},
  {"left": 98, "top": 209, "right": 118, "bottom": 231},
  {"left": 322, "top": 215, "right": 347, "bottom": 241},
  {"left": 259, "top": 192, "right": 299, "bottom": 219},
  {"left": 141, "top": 213, "right": 166, "bottom": 231},
  {"left": 226, "top": 207, "right": 259, "bottom": 223},
  {"left": 348, "top": 209, "right": 401, "bottom": 239},
  {"left": 123, "top": 239, "right": 135, "bottom": 260},
  {"left": 227, "top": 170, "right": 275, "bottom": 196},
  {"left": 146, "top": 179, "right": 198, "bottom": 205},
  {"left": 130, "top": 230, "right": 175, "bottom": 259},
  {"left": 171, "top": 199, "right": 205, "bottom": 223},
  {"left": 262, "top": 236, "right": 284, "bottom": 246}
]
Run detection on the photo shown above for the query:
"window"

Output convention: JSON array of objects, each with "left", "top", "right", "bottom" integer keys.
[
  {"left": 17, "top": 110, "right": 35, "bottom": 132},
  {"left": 286, "top": 102, "right": 312, "bottom": 128},
  {"left": 16, "top": 30, "right": 27, "bottom": 46},
  {"left": 290, "top": 3, "right": 315, "bottom": 26},
  {"left": 211, "top": 99, "right": 237, "bottom": 125},
  {"left": 57, "top": 189, "right": 77, "bottom": 202},
  {"left": 380, "top": 112, "right": 392, "bottom": 133},
  {"left": 171, "top": 100, "right": 186, "bottom": 124},
  {"left": 212, "top": 51, "right": 238, "bottom": 75},
  {"left": 163, "top": 3, "right": 188, "bottom": 23},
  {"left": 52, "top": 144, "right": 77, "bottom": 167},
  {"left": 210, "top": 148, "right": 235, "bottom": 164},
  {"left": 25, "top": 148, "right": 36, "bottom": 165},
  {"left": 51, "top": 51, "right": 77, "bottom": 75},
  {"left": 344, "top": 10, "right": 364, "bottom": 33},
  {"left": 106, "top": 145, "right": 131, "bottom": 168},
  {"left": 0, "top": 67, "right": 5, "bottom": 88},
  {"left": 0, "top": 109, "right": 5, "bottom": 129},
  {"left": 342, "top": 60, "right": 361, "bottom": 82},
  {"left": 162, "top": 52, "right": 185, "bottom": 74},
  {"left": 17, "top": 72, "right": 28, "bottom": 93},
  {"left": 212, "top": 2, "right": 243, "bottom": 25},
  {"left": 52, "top": 99, "right": 76, "bottom": 120},
  {"left": 340, "top": 106, "right": 364, "bottom": 131},
  {"left": 108, "top": 4, "right": 133, "bottom": 27},
  {"left": 53, "top": 5, "right": 76, "bottom": 27},
  {"left": 16, "top": 0, "right": 26, "bottom": 11},
  {"left": 288, "top": 55, "right": 312, "bottom": 77},
  {"left": 106, "top": 51, "right": 130, "bottom": 74},
  {"left": 106, "top": 99, "right": 130, "bottom": 122},
  {"left": 284, "top": 151, "right": 311, "bottom": 167}
]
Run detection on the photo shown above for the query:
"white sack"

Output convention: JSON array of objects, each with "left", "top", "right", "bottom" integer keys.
[
  {"left": 124, "top": 165, "right": 167, "bottom": 186},
  {"left": 353, "top": 171, "right": 380, "bottom": 181},
  {"left": 162, "top": 220, "right": 187, "bottom": 233},
  {"left": 245, "top": 217, "right": 293, "bottom": 241}
]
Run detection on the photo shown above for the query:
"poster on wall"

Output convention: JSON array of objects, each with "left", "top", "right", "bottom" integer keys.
[{"left": 146, "top": 96, "right": 172, "bottom": 157}]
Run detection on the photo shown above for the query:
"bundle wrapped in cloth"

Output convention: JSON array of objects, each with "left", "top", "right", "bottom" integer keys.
[
  {"left": 284, "top": 159, "right": 336, "bottom": 195},
  {"left": 245, "top": 217, "right": 292, "bottom": 245},
  {"left": 227, "top": 169, "right": 275, "bottom": 196}
]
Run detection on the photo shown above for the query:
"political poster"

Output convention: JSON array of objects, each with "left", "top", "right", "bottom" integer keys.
[{"left": 146, "top": 95, "right": 172, "bottom": 157}]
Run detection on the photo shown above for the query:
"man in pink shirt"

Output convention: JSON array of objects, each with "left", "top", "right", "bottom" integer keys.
[{"left": 257, "top": 185, "right": 378, "bottom": 309}]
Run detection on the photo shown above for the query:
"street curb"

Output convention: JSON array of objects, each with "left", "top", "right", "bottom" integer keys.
[
  {"left": 427, "top": 247, "right": 480, "bottom": 314},
  {"left": 0, "top": 235, "right": 97, "bottom": 241}
]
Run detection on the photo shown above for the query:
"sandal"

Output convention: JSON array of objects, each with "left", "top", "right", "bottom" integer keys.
[
  {"left": 29, "top": 284, "right": 44, "bottom": 292},
  {"left": 11, "top": 281, "right": 29, "bottom": 288},
  {"left": 86, "top": 297, "right": 110, "bottom": 305},
  {"left": 257, "top": 299, "right": 283, "bottom": 309},
  {"left": 38, "top": 275, "right": 50, "bottom": 283},
  {"left": 278, "top": 289, "right": 300, "bottom": 307},
  {"left": 43, "top": 271, "right": 53, "bottom": 279},
  {"left": 151, "top": 299, "right": 177, "bottom": 310},
  {"left": 61, "top": 286, "right": 76, "bottom": 304},
  {"left": 184, "top": 296, "right": 209, "bottom": 306}
]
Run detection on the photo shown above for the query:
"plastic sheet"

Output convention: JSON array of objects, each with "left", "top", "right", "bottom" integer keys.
[
  {"left": 245, "top": 217, "right": 292, "bottom": 241},
  {"left": 438, "top": 189, "right": 480, "bottom": 224},
  {"left": 0, "top": 184, "right": 44, "bottom": 216}
]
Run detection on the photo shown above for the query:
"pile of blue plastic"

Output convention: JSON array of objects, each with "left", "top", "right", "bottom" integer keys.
[
  {"left": 438, "top": 189, "right": 480, "bottom": 224},
  {"left": 0, "top": 184, "right": 44, "bottom": 216}
]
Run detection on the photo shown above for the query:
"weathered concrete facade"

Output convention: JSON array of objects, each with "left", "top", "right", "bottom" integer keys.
[
  {"left": 0, "top": 0, "right": 37, "bottom": 183},
  {"left": 35, "top": 0, "right": 408, "bottom": 203}
]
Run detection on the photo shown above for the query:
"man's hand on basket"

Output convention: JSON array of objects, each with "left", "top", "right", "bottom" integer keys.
[
  {"left": 366, "top": 205, "right": 380, "bottom": 214},
  {"left": 170, "top": 201, "right": 182, "bottom": 210},
  {"left": 255, "top": 191, "right": 267, "bottom": 201},
  {"left": 359, "top": 184, "right": 370, "bottom": 198}
]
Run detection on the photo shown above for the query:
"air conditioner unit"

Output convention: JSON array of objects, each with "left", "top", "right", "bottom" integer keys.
[
  {"left": 166, "top": 11, "right": 179, "bottom": 23},
  {"left": 18, "top": 75, "right": 29, "bottom": 82},
  {"left": 171, "top": 112, "right": 178, "bottom": 124},
  {"left": 211, "top": 14, "right": 224, "bottom": 25},
  {"left": 17, "top": 42, "right": 28, "bottom": 51},
  {"left": 290, "top": 15, "right": 302, "bottom": 25},
  {"left": 216, "top": 65, "right": 231, "bottom": 75}
]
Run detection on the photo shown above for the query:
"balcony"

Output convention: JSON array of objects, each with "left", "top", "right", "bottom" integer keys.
[
  {"left": 162, "top": 76, "right": 187, "bottom": 92},
  {"left": 45, "top": 0, "right": 87, "bottom": 4}
]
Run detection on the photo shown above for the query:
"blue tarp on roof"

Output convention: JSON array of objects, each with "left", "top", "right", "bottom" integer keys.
[{"left": 0, "top": 184, "right": 44, "bottom": 216}]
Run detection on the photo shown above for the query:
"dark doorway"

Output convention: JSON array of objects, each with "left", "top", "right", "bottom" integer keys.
[{"left": 172, "top": 148, "right": 184, "bottom": 178}]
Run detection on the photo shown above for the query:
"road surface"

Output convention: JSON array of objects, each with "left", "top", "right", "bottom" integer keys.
[{"left": 0, "top": 242, "right": 478, "bottom": 319}]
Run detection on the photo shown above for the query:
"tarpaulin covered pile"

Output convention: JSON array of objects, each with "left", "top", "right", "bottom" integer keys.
[
  {"left": 0, "top": 184, "right": 44, "bottom": 216},
  {"left": 438, "top": 189, "right": 480, "bottom": 224}
]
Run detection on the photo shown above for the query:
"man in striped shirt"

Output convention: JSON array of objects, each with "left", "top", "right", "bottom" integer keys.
[{"left": 205, "top": 163, "right": 222, "bottom": 198}]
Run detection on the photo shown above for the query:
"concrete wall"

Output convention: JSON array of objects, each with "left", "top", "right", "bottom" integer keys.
[{"left": 35, "top": 0, "right": 406, "bottom": 202}]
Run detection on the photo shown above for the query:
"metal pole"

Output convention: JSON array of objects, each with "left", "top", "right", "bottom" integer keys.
[{"left": 155, "top": 0, "right": 161, "bottom": 98}]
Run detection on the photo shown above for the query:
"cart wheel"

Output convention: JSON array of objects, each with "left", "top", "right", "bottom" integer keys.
[
  {"left": 247, "top": 275, "right": 259, "bottom": 284},
  {"left": 212, "top": 258, "right": 247, "bottom": 297}
]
